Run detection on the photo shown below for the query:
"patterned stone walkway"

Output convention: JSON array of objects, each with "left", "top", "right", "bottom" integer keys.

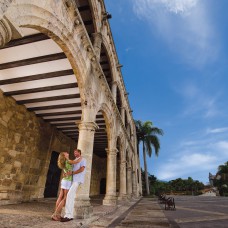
[
  {"left": 3, "top": 196, "right": 226, "bottom": 228},
  {"left": 0, "top": 198, "right": 117, "bottom": 228},
  {"left": 90, "top": 198, "right": 171, "bottom": 228},
  {"left": 163, "top": 196, "right": 228, "bottom": 228},
  {"left": 0, "top": 197, "right": 171, "bottom": 228}
]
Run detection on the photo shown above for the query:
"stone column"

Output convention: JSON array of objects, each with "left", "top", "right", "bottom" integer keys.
[
  {"left": 132, "top": 170, "right": 137, "bottom": 197},
  {"left": 111, "top": 81, "right": 117, "bottom": 104},
  {"left": 92, "top": 32, "right": 102, "bottom": 61},
  {"left": 103, "top": 148, "right": 118, "bottom": 205},
  {"left": 121, "top": 107, "right": 125, "bottom": 124},
  {"left": 74, "top": 121, "right": 98, "bottom": 219},
  {"left": 0, "top": 17, "right": 12, "bottom": 48},
  {"left": 127, "top": 165, "right": 133, "bottom": 198},
  {"left": 118, "top": 160, "right": 127, "bottom": 200}
]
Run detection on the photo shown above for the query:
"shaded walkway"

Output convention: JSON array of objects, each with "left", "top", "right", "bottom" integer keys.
[{"left": 0, "top": 196, "right": 117, "bottom": 228}]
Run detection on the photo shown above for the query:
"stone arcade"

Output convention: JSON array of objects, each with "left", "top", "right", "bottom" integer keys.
[{"left": 0, "top": 0, "right": 142, "bottom": 219}]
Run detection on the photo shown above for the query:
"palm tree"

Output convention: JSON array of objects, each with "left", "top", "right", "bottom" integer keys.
[
  {"left": 135, "top": 120, "right": 163, "bottom": 195},
  {"left": 218, "top": 161, "right": 228, "bottom": 175}
]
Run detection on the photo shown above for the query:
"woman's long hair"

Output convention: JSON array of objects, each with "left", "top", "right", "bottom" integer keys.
[{"left": 57, "top": 152, "right": 67, "bottom": 169}]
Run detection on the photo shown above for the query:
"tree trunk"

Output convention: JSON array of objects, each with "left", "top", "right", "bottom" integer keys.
[{"left": 143, "top": 141, "right": 150, "bottom": 195}]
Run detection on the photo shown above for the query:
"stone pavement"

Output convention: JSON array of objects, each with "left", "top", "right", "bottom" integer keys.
[
  {"left": 0, "top": 197, "right": 171, "bottom": 228},
  {"left": 89, "top": 198, "right": 171, "bottom": 228},
  {"left": 162, "top": 196, "right": 228, "bottom": 228},
  {"left": 0, "top": 197, "right": 117, "bottom": 228}
]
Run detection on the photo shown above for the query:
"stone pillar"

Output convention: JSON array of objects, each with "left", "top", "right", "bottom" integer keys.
[
  {"left": 121, "top": 107, "right": 125, "bottom": 124},
  {"left": 0, "top": 17, "right": 12, "bottom": 47},
  {"left": 127, "top": 165, "right": 133, "bottom": 198},
  {"left": 92, "top": 32, "right": 102, "bottom": 61},
  {"left": 132, "top": 170, "right": 137, "bottom": 197},
  {"left": 111, "top": 81, "right": 117, "bottom": 103},
  {"left": 74, "top": 121, "right": 98, "bottom": 219},
  {"left": 103, "top": 148, "right": 118, "bottom": 205},
  {"left": 118, "top": 160, "right": 127, "bottom": 200}
]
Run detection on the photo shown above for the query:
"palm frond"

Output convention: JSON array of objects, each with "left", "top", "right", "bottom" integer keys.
[
  {"left": 149, "top": 127, "right": 164, "bottom": 136},
  {"left": 149, "top": 135, "right": 160, "bottom": 156},
  {"left": 144, "top": 135, "right": 160, "bottom": 157}
]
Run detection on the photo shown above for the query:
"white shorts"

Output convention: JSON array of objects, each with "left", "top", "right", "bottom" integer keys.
[{"left": 61, "top": 179, "right": 72, "bottom": 190}]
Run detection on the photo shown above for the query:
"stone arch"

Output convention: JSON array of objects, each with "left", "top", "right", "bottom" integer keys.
[
  {"left": 116, "top": 84, "right": 123, "bottom": 115},
  {"left": 97, "top": 102, "right": 114, "bottom": 145},
  {"left": 0, "top": 1, "right": 95, "bottom": 203},
  {"left": 88, "top": 103, "right": 112, "bottom": 196},
  {"left": 87, "top": 0, "right": 104, "bottom": 33},
  {"left": 99, "top": 42, "right": 115, "bottom": 90},
  {"left": 4, "top": 2, "right": 87, "bottom": 97}
]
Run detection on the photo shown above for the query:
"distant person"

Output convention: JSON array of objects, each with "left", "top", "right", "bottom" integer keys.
[
  {"left": 60, "top": 149, "right": 86, "bottom": 222},
  {"left": 51, "top": 152, "right": 81, "bottom": 221}
]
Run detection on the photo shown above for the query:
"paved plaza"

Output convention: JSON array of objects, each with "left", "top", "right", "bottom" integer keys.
[
  {"left": 163, "top": 196, "right": 228, "bottom": 228},
  {"left": 0, "top": 196, "right": 227, "bottom": 227},
  {"left": 0, "top": 197, "right": 170, "bottom": 228}
]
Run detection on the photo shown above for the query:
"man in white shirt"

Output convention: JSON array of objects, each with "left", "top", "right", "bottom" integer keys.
[{"left": 61, "top": 149, "right": 86, "bottom": 222}]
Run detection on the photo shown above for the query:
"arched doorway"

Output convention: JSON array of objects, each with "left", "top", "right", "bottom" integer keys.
[{"left": 44, "top": 151, "right": 61, "bottom": 198}]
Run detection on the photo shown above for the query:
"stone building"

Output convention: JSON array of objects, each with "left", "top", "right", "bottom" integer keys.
[{"left": 0, "top": 0, "right": 142, "bottom": 218}]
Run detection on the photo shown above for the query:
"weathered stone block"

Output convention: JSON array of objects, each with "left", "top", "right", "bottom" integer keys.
[
  {"left": 14, "top": 133, "right": 21, "bottom": 143},
  {"left": 2, "top": 179, "right": 12, "bottom": 186},
  {"left": 2, "top": 164, "right": 12, "bottom": 172},
  {"left": 8, "top": 150, "right": 17, "bottom": 157},
  {"left": 0, "top": 156, "right": 4, "bottom": 163},
  {"left": 14, "top": 161, "right": 21, "bottom": 168}
]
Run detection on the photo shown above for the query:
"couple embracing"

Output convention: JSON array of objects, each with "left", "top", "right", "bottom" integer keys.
[{"left": 51, "top": 149, "right": 86, "bottom": 222}]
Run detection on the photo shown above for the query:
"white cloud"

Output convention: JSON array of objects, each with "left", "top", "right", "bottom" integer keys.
[
  {"left": 216, "top": 141, "right": 228, "bottom": 151},
  {"left": 206, "top": 127, "right": 228, "bottom": 134},
  {"left": 155, "top": 131, "right": 228, "bottom": 182},
  {"left": 177, "top": 82, "right": 221, "bottom": 118},
  {"left": 158, "top": 153, "right": 217, "bottom": 180},
  {"left": 134, "top": 0, "right": 199, "bottom": 15},
  {"left": 132, "top": 0, "right": 219, "bottom": 67}
]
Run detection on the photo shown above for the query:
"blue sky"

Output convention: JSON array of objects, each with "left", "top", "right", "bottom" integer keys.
[{"left": 105, "top": 0, "right": 228, "bottom": 184}]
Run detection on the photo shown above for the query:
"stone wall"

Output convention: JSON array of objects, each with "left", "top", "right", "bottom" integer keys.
[
  {"left": 0, "top": 90, "right": 76, "bottom": 204},
  {"left": 90, "top": 154, "right": 107, "bottom": 196}
]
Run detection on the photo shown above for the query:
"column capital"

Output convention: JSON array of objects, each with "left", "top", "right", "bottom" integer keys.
[
  {"left": 112, "top": 80, "right": 118, "bottom": 86},
  {"left": 77, "top": 121, "right": 99, "bottom": 131},
  {"left": 105, "top": 148, "right": 118, "bottom": 156},
  {"left": 0, "top": 18, "right": 12, "bottom": 48},
  {"left": 120, "top": 161, "right": 127, "bottom": 168}
]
